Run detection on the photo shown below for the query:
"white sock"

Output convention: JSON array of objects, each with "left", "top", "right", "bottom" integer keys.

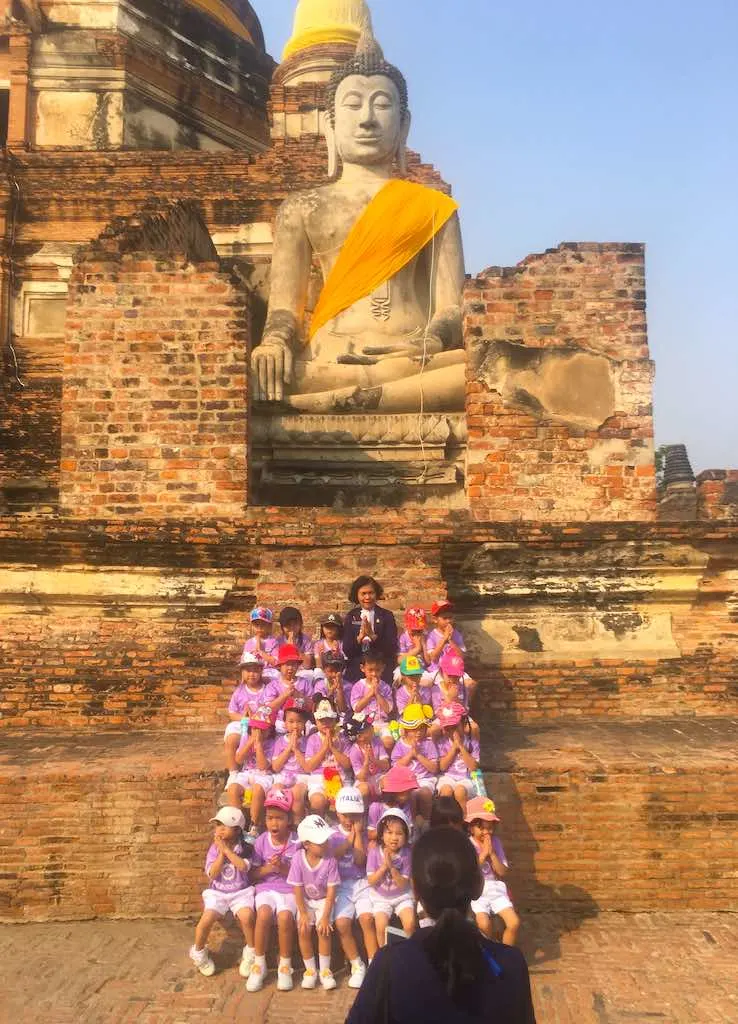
[
  {"left": 350, "top": 957, "right": 363, "bottom": 969},
  {"left": 244, "top": 945, "right": 255, "bottom": 957},
  {"left": 319, "top": 955, "right": 332, "bottom": 973},
  {"left": 303, "top": 956, "right": 316, "bottom": 972},
  {"left": 254, "top": 954, "right": 266, "bottom": 969},
  {"left": 279, "top": 956, "right": 292, "bottom": 970}
]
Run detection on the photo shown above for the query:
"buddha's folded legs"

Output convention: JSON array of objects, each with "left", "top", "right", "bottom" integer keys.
[{"left": 285, "top": 358, "right": 466, "bottom": 414}]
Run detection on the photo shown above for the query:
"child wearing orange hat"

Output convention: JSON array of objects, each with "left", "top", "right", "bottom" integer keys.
[{"left": 465, "top": 796, "right": 520, "bottom": 946}]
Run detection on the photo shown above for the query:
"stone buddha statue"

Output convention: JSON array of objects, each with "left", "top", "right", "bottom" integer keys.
[{"left": 252, "top": 18, "right": 466, "bottom": 414}]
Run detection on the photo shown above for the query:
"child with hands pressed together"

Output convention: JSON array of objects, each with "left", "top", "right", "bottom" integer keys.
[
  {"left": 367, "top": 808, "right": 417, "bottom": 946},
  {"left": 246, "top": 788, "right": 301, "bottom": 993},
  {"left": 397, "top": 608, "right": 429, "bottom": 666},
  {"left": 314, "top": 612, "right": 345, "bottom": 670},
  {"left": 367, "top": 764, "right": 419, "bottom": 841},
  {"left": 189, "top": 807, "right": 255, "bottom": 980},
  {"left": 225, "top": 704, "right": 275, "bottom": 840},
  {"left": 394, "top": 655, "right": 442, "bottom": 718},
  {"left": 277, "top": 606, "right": 314, "bottom": 670},
  {"left": 270, "top": 645, "right": 314, "bottom": 732},
  {"left": 305, "top": 697, "right": 353, "bottom": 817},
  {"left": 466, "top": 797, "right": 521, "bottom": 946},
  {"left": 436, "top": 702, "right": 481, "bottom": 813},
  {"left": 428, "top": 601, "right": 479, "bottom": 706},
  {"left": 313, "top": 651, "right": 350, "bottom": 716},
  {"left": 350, "top": 652, "right": 395, "bottom": 752},
  {"left": 271, "top": 697, "right": 313, "bottom": 821},
  {"left": 390, "top": 704, "right": 439, "bottom": 825},
  {"left": 330, "top": 787, "right": 373, "bottom": 984},
  {"left": 344, "top": 713, "right": 390, "bottom": 805},
  {"left": 224, "top": 654, "right": 277, "bottom": 782},
  {"left": 288, "top": 815, "right": 341, "bottom": 990}
]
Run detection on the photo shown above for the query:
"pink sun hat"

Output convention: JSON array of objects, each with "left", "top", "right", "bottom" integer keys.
[
  {"left": 437, "top": 701, "right": 467, "bottom": 729},
  {"left": 380, "top": 764, "right": 419, "bottom": 794}
]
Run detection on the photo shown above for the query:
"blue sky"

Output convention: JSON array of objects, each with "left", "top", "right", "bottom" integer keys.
[{"left": 257, "top": 0, "right": 738, "bottom": 472}]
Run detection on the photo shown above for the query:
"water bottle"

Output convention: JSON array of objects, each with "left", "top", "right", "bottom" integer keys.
[
  {"left": 470, "top": 769, "right": 488, "bottom": 799},
  {"left": 240, "top": 716, "right": 250, "bottom": 735}
]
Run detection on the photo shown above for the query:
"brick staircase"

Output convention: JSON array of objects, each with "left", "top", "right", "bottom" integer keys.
[{"left": 1, "top": 513, "right": 737, "bottom": 924}]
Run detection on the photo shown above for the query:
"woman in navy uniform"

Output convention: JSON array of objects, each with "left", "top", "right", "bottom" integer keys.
[{"left": 343, "top": 576, "right": 398, "bottom": 689}]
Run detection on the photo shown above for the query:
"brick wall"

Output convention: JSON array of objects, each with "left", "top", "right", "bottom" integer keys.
[
  {"left": 465, "top": 244, "right": 656, "bottom": 521},
  {"left": 60, "top": 252, "right": 250, "bottom": 518},
  {"left": 697, "top": 470, "right": 738, "bottom": 520}
]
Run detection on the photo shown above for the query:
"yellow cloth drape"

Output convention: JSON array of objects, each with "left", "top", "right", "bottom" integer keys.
[
  {"left": 283, "top": 26, "right": 362, "bottom": 60},
  {"left": 185, "top": 0, "right": 254, "bottom": 44},
  {"left": 309, "top": 179, "right": 458, "bottom": 340}
]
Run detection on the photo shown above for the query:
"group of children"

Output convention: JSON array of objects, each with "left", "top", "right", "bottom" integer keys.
[{"left": 189, "top": 585, "right": 520, "bottom": 992}]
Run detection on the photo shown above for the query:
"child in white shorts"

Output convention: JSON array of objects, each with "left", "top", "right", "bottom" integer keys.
[
  {"left": 390, "top": 703, "right": 440, "bottom": 825},
  {"left": 271, "top": 696, "right": 313, "bottom": 821},
  {"left": 288, "top": 814, "right": 341, "bottom": 990},
  {"left": 465, "top": 796, "right": 520, "bottom": 946},
  {"left": 304, "top": 696, "right": 353, "bottom": 817},
  {"left": 330, "top": 786, "right": 373, "bottom": 984},
  {"left": 366, "top": 808, "right": 417, "bottom": 946},
  {"left": 225, "top": 704, "right": 276, "bottom": 840},
  {"left": 189, "top": 807, "right": 255, "bottom": 979},
  {"left": 246, "top": 788, "right": 300, "bottom": 993},
  {"left": 350, "top": 652, "right": 396, "bottom": 753},
  {"left": 435, "top": 701, "right": 480, "bottom": 813}
]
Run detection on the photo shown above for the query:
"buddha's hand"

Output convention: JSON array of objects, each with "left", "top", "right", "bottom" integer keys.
[
  {"left": 362, "top": 333, "right": 444, "bottom": 361},
  {"left": 252, "top": 336, "right": 294, "bottom": 402}
]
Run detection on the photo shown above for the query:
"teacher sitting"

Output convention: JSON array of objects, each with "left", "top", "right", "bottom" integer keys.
[
  {"left": 343, "top": 575, "right": 398, "bottom": 688},
  {"left": 346, "top": 827, "right": 537, "bottom": 1024}
]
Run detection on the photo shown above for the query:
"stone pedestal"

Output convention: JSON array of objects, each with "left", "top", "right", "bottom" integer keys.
[{"left": 251, "top": 412, "right": 467, "bottom": 506}]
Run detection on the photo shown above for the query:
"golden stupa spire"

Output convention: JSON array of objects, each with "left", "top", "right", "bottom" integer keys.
[{"left": 283, "top": 0, "right": 373, "bottom": 61}]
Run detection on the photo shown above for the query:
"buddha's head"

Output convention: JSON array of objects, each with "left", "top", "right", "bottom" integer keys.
[{"left": 325, "top": 23, "right": 410, "bottom": 177}]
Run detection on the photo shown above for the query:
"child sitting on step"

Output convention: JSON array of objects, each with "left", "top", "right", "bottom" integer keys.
[
  {"left": 465, "top": 796, "right": 520, "bottom": 946},
  {"left": 312, "top": 650, "right": 351, "bottom": 715},
  {"left": 344, "top": 712, "right": 390, "bottom": 805},
  {"left": 366, "top": 808, "right": 417, "bottom": 947},
  {"left": 394, "top": 654, "right": 442, "bottom": 718},
  {"left": 270, "top": 644, "right": 315, "bottom": 733},
  {"left": 271, "top": 696, "right": 313, "bottom": 822},
  {"left": 224, "top": 654, "right": 277, "bottom": 786},
  {"left": 350, "top": 651, "right": 395, "bottom": 752},
  {"left": 427, "top": 600, "right": 478, "bottom": 706},
  {"left": 277, "top": 606, "right": 315, "bottom": 670},
  {"left": 240, "top": 606, "right": 280, "bottom": 674},
  {"left": 397, "top": 607, "right": 430, "bottom": 670},
  {"left": 225, "top": 704, "right": 276, "bottom": 841},
  {"left": 435, "top": 701, "right": 480, "bottom": 813},
  {"left": 189, "top": 807, "right": 255, "bottom": 980},
  {"left": 246, "top": 788, "right": 300, "bottom": 993},
  {"left": 288, "top": 814, "right": 341, "bottom": 991},
  {"left": 367, "top": 764, "right": 419, "bottom": 841},
  {"left": 390, "top": 704, "right": 440, "bottom": 826},
  {"left": 314, "top": 612, "right": 346, "bottom": 670},
  {"left": 304, "top": 696, "right": 353, "bottom": 817}
]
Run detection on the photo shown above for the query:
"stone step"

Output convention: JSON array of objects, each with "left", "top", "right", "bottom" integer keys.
[{"left": 2, "top": 718, "right": 735, "bottom": 923}]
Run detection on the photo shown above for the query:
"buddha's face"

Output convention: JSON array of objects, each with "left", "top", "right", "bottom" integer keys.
[{"left": 333, "top": 74, "right": 406, "bottom": 167}]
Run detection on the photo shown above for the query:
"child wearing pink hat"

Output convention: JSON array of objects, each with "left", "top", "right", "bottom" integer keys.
[
  {"left": 367, "top": 763, "right": 420, "bottom": 841},
  {"left": 465, "top": 796, "right": 520, "bottom": 946},
  {"left": 435, "top": 702, "right": 480, "bottom": 813},
  {"left": 432, "top": 651, "right": 481, "bottom": 746},
  {"left": 247, "top": 788, "right": 300, "bottom": 993}
]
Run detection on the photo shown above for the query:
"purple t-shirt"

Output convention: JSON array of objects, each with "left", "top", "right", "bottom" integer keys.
[
  {"left": 251, "top": 831, "right": 301, "bottom": 894},
  {"left": 287, "top": 850, "right": 341, "bottom": 900},
  {"left": 470, "top": 835, "right": 508, "bottom": 880},
  {"left": 314, "top": 638, "right": 346, "bottom": 662},
  {"left": 426, "top": 627, "right": 467, "bottom": 673},
  {"left": 349, "top": 738, "right": 388, "bottom": 779},
  {"left": 395, "top": 683, "right": 443, "bottom": 717},
  {"left": 241, "top": 635, "right": 280, "bottom": 667},
  {"left": 329, "top": 828, "right": 366, "bottom": 884},
  {"left": 390, "top": 738, "right": 439, "bottom": 784},
  {"left": 436, "top": 735, "right": 480, "bottom": 780},
  {"left": 205, "top": 840, "right": 251, "bottom": 894},
  {"left": 305, "top": 730, "right": 352, "bottom": 781},
  {"left": 235, "top": 734, "right": 275, "bottom": 773},
  {"left": 272, "top": 733, "right": 309, "bottom": 777},
  {"left": 313, "top": 672, "right": 353, "bottom": 708},
  {"left": 367, "top": 842, "right": 412, "bottom": 898},
  {"left": 272, "top": 674, "right": 314, "bottom": 724},
  {"left": 229, "top": 679, "right": 279, "bottom": 717},
  {"left": 367, "top": 801, "right": 390, "bottom": 831},
  {"left": 350, "top": 679, "right": 394, "bottom": 721}
]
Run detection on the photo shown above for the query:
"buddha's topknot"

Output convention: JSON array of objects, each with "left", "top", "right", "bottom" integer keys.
[{"left": 326, "top": 22, "right": 409, "bottom": 125}]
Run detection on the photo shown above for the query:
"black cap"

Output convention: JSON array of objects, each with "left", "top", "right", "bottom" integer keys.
[
  {"left": 321, "top": 612, "right": 344, "bottom": 628},
  {"left": 323, "top": 651, "right": 347, "bottom": 669}
]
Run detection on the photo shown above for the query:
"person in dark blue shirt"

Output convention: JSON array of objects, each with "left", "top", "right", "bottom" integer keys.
[
  {"left": 346, "top": 827, "right": 536, "bottom": 1024},
  {"left": 343, "top": 576, "right": 398, "bottom": 688}
]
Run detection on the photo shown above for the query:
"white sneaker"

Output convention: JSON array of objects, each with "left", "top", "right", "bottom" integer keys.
[
  {"left": 189, "top": 945, "right": 215, "bottom": 977},
  {"left": 301, "top": 967, "right": 318, "bottom": 990},
  {"left": 319, "top": 968, "right": 337, "bottom": 991},
  {"left": 246, "top": 963, "right": 265, "bottom": 992},
  {"left": 348, "top": 961, "right": 366, "bottom": 989},
  {"left": 277, "top": 964, "right": 294, "bottom": 991},
  {"left": 239, "top": 948, "right": 255, "bottom": 979}
]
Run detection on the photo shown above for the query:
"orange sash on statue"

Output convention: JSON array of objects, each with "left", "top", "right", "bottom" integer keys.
[{"left": 309, "top": 179, "right": 458, "bottom": 340}]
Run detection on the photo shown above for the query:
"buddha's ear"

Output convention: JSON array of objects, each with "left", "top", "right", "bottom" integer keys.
[
  {"left": 323, "top": 111, "right": 339, "bottom": 179},
  {"left": 398, "top": 111, "right": 411, "bottom": 176}
]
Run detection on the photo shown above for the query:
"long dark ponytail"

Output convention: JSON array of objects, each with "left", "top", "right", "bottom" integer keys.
[{"left": 412, "top": 827, "right": 488, "bottom": 1005}]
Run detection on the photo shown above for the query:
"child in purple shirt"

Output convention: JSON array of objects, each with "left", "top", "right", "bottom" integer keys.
[
  {"left": 314, "top": 612, "right": 346, "bottom": 670},
  {"left": 436, "top": 701, "right": 481, "bottom": 813},
  {"left": 394, "top": 654, "right": 443, "bottom": 718},
  {"left": 304, "top": 696, "right": 353, "bottom": 818},
  {"left": 270, "top": 644, "right": 315, "bottom": 732},
  {"left": 224, "top": 654, "right": 278, "bottom": 778},
  {"left": 367, "top": 763, "right": 419, "bottom": 841},
  {"left": 391, "top": 704, "right": 440, "bottom": 825},
  {"left": 330, "top": 786, "right": 373, "bottom": 985},
  {"left": 427, "top": 601, "right": 479, "bottom": 706},
  {"left": 344, "top": 713, "right": 390, "bottom": 804},
  {"left": 465, "top": 796, "right": 520, "bottom": 947},
  {"left": 240, "top": 606, "right": 280, "bottom": 674},
  {"left": 312, "top": 651, "right": 351, "bottom": 715},
  {"left": 366, "top": 808, "right": 416, "bottom": 945},
  {"left": 247, "top": 787, "right": 301, "bottom": 993},
  {"left": 397, "top": 607, "right": 430, "bottom": 666},
  {"left": 189, "top": 807, "right": 255, "bottom": 979},
  {"left": 350, "top": 652, "right": 395, "bottom": 751},
  {"left": 288, "top": 814, "right": 341, "bottom": 990},
  {"left": 271, "top": 697, "right": 313, "bottom": 821},
  {"left": 226, "top": 705, "right": 276, "bottom": 840},
  {"left": 277, "top": 606, "right": 315, "bottom": 670}
]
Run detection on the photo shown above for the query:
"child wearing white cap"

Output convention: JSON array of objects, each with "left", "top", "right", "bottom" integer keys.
[
  {"left": 304, "top": 696, "right": 353, "bottom": 817},
  {"left": 189, "top": 807, "right": 256, "bottom": 979},
  {"left": 330, "top": 787, "right": 373, "bottom": 985},
  {"left": 288, "top": 815, "right": 341, "bottom": 990}
]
